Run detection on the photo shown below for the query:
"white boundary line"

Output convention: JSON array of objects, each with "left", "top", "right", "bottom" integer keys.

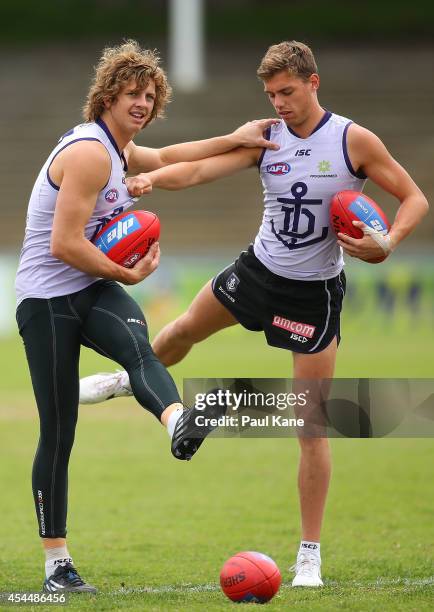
[{"left": 110, "top": 576, "right": 434, "bottom": 595}]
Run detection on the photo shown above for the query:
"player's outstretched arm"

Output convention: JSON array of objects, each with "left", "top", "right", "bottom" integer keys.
[
  {"left": 50, "top": 141, "right": 159, "bottom": 286},
  {"left": 126, "top": 146, "right": 259, "bottom": 196},
  {"left": 126, "top": 118, "right": 279, "bottom": 173},
  {"left": 338, "top": 124, "right": 429, "bottom": 261}
]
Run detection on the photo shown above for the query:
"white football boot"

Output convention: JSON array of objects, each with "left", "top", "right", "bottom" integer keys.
[
  {"left": 290, "top": 552, "right": 323, "bottom": 587},
  {"left": 79, "top": 370, "right": 132, "bottom": 404}
]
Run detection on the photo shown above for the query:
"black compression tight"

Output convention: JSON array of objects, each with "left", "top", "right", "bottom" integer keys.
[{"left": 16, "top": 280, "right": 180, "bottom": 538}]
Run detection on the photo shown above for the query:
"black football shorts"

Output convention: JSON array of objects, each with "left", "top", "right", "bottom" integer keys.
[{"left": 212, "top": 245, "right": 346, "bottom": 354}]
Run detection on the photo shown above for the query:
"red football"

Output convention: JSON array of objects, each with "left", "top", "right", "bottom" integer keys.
[
  {"left": 220, "top": 551, "right": 281, "bottom": 604},
  {"left": 330, "top": 190, "right": 390, "bottom": 263},
  {"left": 93, "top": 210, "right": 160, "bottom": 268}
]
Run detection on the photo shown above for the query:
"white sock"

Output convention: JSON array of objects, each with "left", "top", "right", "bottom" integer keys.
[
  {"left": 166, "top": 408, "right": 183, "bottom": 439},
  {"left": 44, "top": 546, "right": 73, "bottom": 579},
  {"left": 299, "top": 541, "right": 321, "bottom": 560}
]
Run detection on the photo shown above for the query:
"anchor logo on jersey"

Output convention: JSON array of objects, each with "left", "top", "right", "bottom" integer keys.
[{"left": 270, "top": 182, "right": 328, "bottom": 250}]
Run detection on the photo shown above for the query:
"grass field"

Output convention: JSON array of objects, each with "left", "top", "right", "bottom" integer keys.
[{"left": 1, "top": 313, "right": 433, "bottom": 611}]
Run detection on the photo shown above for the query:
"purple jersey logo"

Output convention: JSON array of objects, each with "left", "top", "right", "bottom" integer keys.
[
  {"left": 266, "top": 162, "right": 291, "bottom": 175},
  {"left": 105, "top": 188, "right": 119, "bottom": 203}
]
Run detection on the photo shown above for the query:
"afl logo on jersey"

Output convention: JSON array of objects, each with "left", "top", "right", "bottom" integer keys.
[
  {"left": 266, "top": 162, "right": 291, "bottom": 175},
  {"left": 105, "top": 188, "right": 119, "bottom": 203}
]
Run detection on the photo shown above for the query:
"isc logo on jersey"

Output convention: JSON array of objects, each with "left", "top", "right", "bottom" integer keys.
[
  {"left": 266, "top": 162, "right": 291, "bottom": 175},
  {"left": 94, "top": 214, "right": 140, "bottom": 253}
]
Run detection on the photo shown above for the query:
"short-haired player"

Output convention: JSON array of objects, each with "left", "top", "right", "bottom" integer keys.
[{"left": 80, "top": 40, "right": 428, "bottom": 587}]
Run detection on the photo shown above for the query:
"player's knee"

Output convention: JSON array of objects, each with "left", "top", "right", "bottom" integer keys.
[{"left": 124, "top": 342, "right": 157, "bottom": 372}]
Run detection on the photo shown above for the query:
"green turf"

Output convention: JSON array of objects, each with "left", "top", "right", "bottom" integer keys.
[
  {"left": 1, "top": 406, "right": 433, "bottom": 610},
  {"left": 1, "top": 312, "right": 433, "bottom": 610}
]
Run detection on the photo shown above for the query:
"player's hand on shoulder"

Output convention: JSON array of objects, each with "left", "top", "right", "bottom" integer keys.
[
  {"left": 123, "top": 241, "right": 160, "bottom": 285},
  {"left": 231, "top": 118, "right": 280, "bottom": 151},
  {"left": 125, "top": 174, "right": 153, "bottom": 197},
  {"left": 337, "top": 220, "right": 395, "bottom": 262}
]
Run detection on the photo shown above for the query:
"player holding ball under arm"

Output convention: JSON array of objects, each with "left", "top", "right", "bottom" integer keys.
[
  {"left": 80, "top": 41, "right": 428, "bottom": 587},
  {"left": 14, "top": 39, "right": 281, "bottom": 594}
]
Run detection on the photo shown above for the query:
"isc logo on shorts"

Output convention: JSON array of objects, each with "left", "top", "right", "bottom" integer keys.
[{"left": 272, "top": 315, "right": 316, "bottom": 338}]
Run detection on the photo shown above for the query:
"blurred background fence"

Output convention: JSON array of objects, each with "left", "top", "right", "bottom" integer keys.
[{"left": 1, "top": 0, "right": 433, "bottom": 338}]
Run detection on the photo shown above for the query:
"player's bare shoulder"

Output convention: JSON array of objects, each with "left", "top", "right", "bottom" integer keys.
[
  {"left": 346, "top": 123, "right": 387, "bottom": 153},
  {"left": 346, "top": 122, "right": 390, "bottom": 174},
  {"left": 50, "top": 139, "right": 111, "bottom": 190},
  {"left": 59, "top": 138, "right": 110, "bottom": 166}
]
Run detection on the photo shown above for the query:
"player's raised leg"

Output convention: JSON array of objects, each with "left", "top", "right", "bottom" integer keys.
[
  {"left": 153, "top": 280, "right": 238, "bottom": 366},
  {"left": 81, "top": 281, "right": 234, "bottom": 459},
  {"left": 290, "top": 338, "right": 337, "bottom": 587},
  {"left": 79, "top": 280, "right": 238, "bottom": 403}
]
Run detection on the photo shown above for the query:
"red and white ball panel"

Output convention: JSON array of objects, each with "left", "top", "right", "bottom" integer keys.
[{"left": 93, "top": 210, "right": 160, "bottom": 268}]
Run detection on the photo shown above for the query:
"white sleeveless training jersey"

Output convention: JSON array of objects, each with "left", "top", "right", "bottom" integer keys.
[
  {"left": 254, "top": 111, "right": 367, "bottom": 280},
  {"left": 15, "top": 119, "right": 137, "bottom": 305}
]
